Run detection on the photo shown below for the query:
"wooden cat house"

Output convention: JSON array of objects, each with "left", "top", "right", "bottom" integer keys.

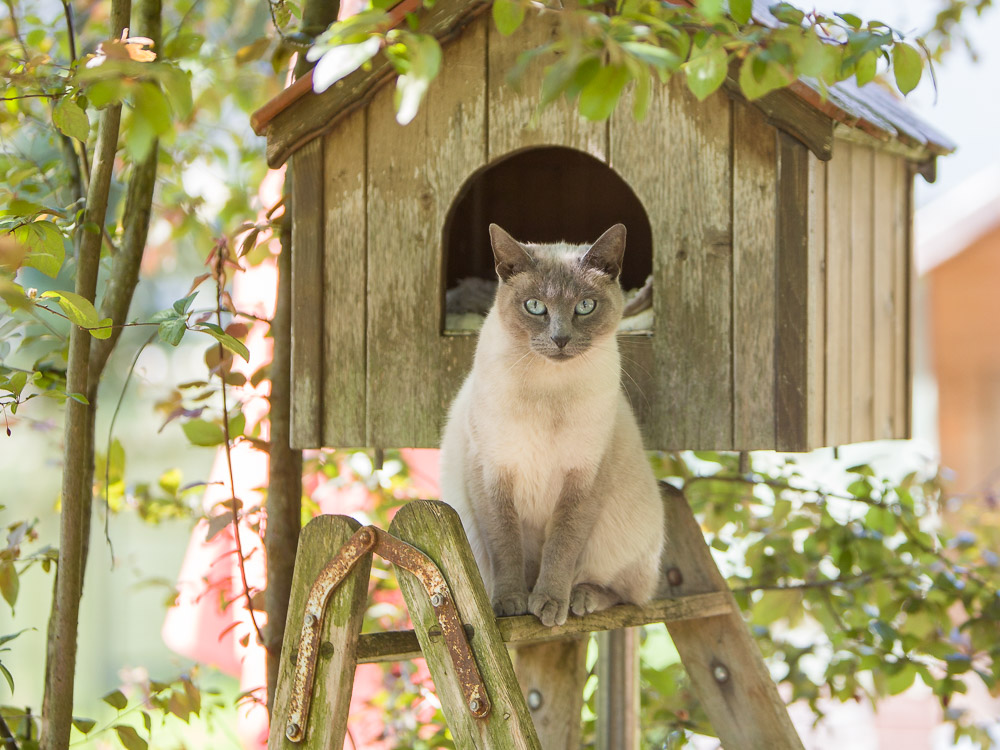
[{"left": 252, "top": 0, "right": 952, "bottom": 454}]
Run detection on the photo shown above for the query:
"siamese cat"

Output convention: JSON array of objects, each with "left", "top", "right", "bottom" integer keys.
[{"left": 439, "top": 223, "right": 663, "bottom": 627}]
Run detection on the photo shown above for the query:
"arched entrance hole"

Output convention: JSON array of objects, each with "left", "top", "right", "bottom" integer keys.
[{"left": 442, "top": 146, "right": 654, "bottom": 333}]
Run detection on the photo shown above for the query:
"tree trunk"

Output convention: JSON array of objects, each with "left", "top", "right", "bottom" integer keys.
[
  {"left": 265, "top": 202, "right": 303, "bottom": 709},
  {"left": 39, "top": 2, "right": 131, "bottom": 747}
]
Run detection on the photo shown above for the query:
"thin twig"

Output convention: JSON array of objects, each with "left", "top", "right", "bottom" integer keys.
[
  {"left": 212, "top": 256, "right": 265, "bottom": 648},
  {"left": 102, "top": 332, "right": 157, "bottom": 566}
]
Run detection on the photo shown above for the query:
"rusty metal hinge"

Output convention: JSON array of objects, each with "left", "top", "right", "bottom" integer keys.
[{"left": 284, "top": 525, "right": 490, "bottom": 743}]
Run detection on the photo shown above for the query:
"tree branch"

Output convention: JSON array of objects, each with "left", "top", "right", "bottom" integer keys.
[
  {"left": 39, "top": 0, "right": 132, "bottom": 746},
  {"left": 265, "top": 200, "right": 302, "bottom": 710}
]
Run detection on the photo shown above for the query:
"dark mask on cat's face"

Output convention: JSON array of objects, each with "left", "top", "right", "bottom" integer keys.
[{"left": 489, "top": 224, "right": 626, "bottom": 362}]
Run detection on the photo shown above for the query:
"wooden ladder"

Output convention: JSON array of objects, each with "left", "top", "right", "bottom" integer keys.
[{"left": 268, "top": 486, "right": 805, "bottom": 750}]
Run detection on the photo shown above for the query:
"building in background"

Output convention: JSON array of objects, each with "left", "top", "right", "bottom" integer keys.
[{"left": 917, "top": 164, "right": 1000, "bottom": 499}]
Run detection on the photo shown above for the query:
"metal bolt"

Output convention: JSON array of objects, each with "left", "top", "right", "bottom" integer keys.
[
  {"left": 712, "top": 663, "right": 730, "bottom": 684},
  {"left": 469, "top": 698, "right": 481, "bottom": 713},
  {"left": 666, "top": 567, "right": 683, "bottom": 587},
  {"left": 304, "top": 612, "right": 318, "bottom": 627},
  {"left": 430, "top": 593, "right": 444, "bottom": 607},
  {"left": 427, "top": 626, "right": 442, "bottom": 642},
  {"left": 285, "top": 722, "right": 300, "bottom": 740},
  {"left": 320, "top": 641, "right": 335, "bottom": 658},
  {"left": 527, "top": 689, "right": 543, "bottom": 710}
]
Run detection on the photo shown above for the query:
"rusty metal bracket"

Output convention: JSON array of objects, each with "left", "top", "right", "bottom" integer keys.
[{"left": 284, "top": 525, "right": 490, "bottom": 743}]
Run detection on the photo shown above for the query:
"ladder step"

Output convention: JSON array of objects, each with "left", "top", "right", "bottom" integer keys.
[{"left": 357, "top": 590, "right": 732, "bottom": 663}]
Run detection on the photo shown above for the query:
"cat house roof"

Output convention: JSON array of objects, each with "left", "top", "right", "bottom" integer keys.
[{"left": 250, "top": 0, "right": 955, "bottom": 171}]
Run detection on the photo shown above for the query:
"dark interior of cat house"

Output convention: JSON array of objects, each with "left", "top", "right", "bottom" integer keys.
[{"left": 442, "top": 147, "right": 654, "bottom": 333}]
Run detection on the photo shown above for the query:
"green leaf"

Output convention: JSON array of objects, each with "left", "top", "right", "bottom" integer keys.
[
  {"left": 114, "top": 724, "right": 148, "bottom": 750},
  {"left": 892, "top": 42, "right": 922, "bottom": 94},
  {"left": 0, "top": 662, "right": 13, "bottom": 693},
  {"left": 196, "top": 323, "right": 250, "bottom": 361},
  {"left": 90, "top": 318, "right": 114, "bottom": 339},
  {"left": 102, "top": 689, "right": 129, "bottom": 711},
  {"left": 578, "top": 65, "right": 629, "bottom": 121},
  {"left": 40, "top": 290, "right": 100, "bottom": 328},
  {"left": 52, "top": 98, "right": 91, "bottom": 142},
  {"left": 0, "top": 561, "right": 17, "bottom": 609},
  {"left": 738, "top": 51, "right": 792, "bottom": 100},
  {"left": 695, "top": 0, "right": 723, "bottom": 20},
  {"left": 311, "top": 37, "right": 382, "bottom": 93},
  {"left": 157, "top": 315, "right": 187, "bottom": 346},
  {"left": 14, "top": 221, "right": 65, "bottom": 277},
  {"left": 730, "top": 0, "right": 752, "bottom": 24},
  {"left": 492, "top": 0, "right": 525, "bottom": 37},
  {"left": 72, "top": 717, "right": 97, "bottom": 734},
  {"left": 227, "top": 412, "right": 246, "bottom": 439},
  {"left": 173, "top": 291, "right": 198, "bottom": 315},
  {"left": 835, "top": 11, "right": 862, "bottom": 29},
  {"left": 685, "top": 46, "right": 728, "bottom": 101},
  {"left": 621, "top": 42, "right": 681, "bottom": 72},
  {"left": 391, "top": 34, "right": 441, "bottom": 125},
  {"left": 182, "top": 418, "right": 226, "bottom": 447},
  {"left": 855, "top": 50, "right": 877, "bottom": 87}
]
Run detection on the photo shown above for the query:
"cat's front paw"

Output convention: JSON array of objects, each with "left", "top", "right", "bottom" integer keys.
[
  {"left": 570, "top": 583, "right": 619, "bottom": 616},
  {"left": 492, "top": 591, "right": 528, "bottom": 617},
  {"left": 528, "top": 590, "right": 569, "bottom": 627}
]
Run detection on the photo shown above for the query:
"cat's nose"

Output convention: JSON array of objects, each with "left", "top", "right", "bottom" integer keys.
[{"left": 551, "top": 334, "right": 570, "bottom": 349}]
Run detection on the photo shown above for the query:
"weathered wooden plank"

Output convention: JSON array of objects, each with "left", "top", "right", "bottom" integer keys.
[
  {"left": 612, "top": 76, "right": 733, "bottom": 449},
  {"left": 322, "top": 115, "right": 367, "bottom": 446},
  {"left": 487, "top": 12, "right": 606, "bottom": 160},
  {"left": 355, "top": 590, "right": 733, "bottom": 663},
  {"left": 515, "top": 638, "right": 588, "bottom": 750},
  {"left": 617, "top": 334, "right": 655, "bottom": 440},
  {"left": 898, "top": 159, "right": 914, "bottom": 438},
  {"left": 261, "top": 0, "right": 491, "bottom": 168},
  {"left": 732, "top": 102, "right": 777, "bottom": 449},
  {"left": 366, "top": 16, "right": 487, "bottom": 447},
  {"left": 724, "top": 79, "right": 835, "bottom": 162},
  {"left": 775, "top": 133, "right": 811, "bottom": 451},
  {"left": 595, "top": 628, "right": 640, "bottom": 750},
  {"left": 806, "top": 154, "right": 828, "bottom": 449},
  {"left": 290, "top": 139, "right": 324, "bottom": 448},
  {"left": 825, "top": 141, "right": 852, "bottom": 446},
  {"left": 850, "top": 144, "right": 875, "bottom": 442},
  {"left": 268, "top": 515, "right": 372, "bottom": 750},
  {"left": 872, "top": 151, "right": 896, "bottom": 439},
  {"left": 389, "top": 500, "right": 541, "bottom": 749},
  {"left": 659, "top": 483, "right": 805, "bottom": 750}
]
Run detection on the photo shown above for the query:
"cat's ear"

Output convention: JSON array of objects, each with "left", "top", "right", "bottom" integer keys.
[
  {"left": 489, "top": 224, "right": 535, "bottom": 281},
  {"left": 582, "top": 224, "right": 626, "bottom": 278}
]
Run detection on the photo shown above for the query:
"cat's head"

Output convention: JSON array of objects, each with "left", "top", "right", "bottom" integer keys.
[{"left": 489, "top": 223, "right": 626, "bottom": 362}]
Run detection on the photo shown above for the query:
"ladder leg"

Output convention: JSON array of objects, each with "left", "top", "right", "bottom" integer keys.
[
  {"left": 659, "top": 484, "right": 805, "bottom": 750},
  {"left": 389, "top": 499, "right": 541, "bottom": 750},
  {"left": 269, "top": 515, "right": 372, "bottom": 750},
  {"left": 595, "top": 628, "right": 640, "bottom": 750},
  {"left": 514, "top": 636, "right": 589, "bottom": 750}
]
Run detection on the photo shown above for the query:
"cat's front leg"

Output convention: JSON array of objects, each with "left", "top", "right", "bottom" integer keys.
[
  {"left": 474, "top": 468, "right": 528, "bottom": 616},
  {"left": 530, "top": 471, "right": 602, "bottom": 626}
]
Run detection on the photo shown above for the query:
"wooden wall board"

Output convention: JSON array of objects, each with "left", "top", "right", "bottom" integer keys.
[
  {"left": 612, "top": 77, "right": 734, "bottom": 450},
  {"left": 290, "top": 138, "right": 325, "bottom": 448},
  {"left": 824, "top": 142, "right": 853, "bottom": 446},
  {"left": 322, "top": 112, "right": 368, "bottom": 446},
  {"left": 366, "top": 16, "right": 487, "bottom": 448},
  {"left": 732, "top": 101, "right": 777, "bottom": 450},
  {"left": 806, "top": 154, "right": 828, "bottom": 449},
  {"left": 872, "top": 150, "right": 897, "bottom": 439},
  {"left": 775, "top": 133, "right": 812, "bottom": 451},
  {"left": 899, "top": 160, "right": 914, "bottom": 438},
  {"left": 486, "top": 13, "right": 607, "bottom": 160},
  {"left": 849, "top": 144, "right": 875, "bottom": 442}
]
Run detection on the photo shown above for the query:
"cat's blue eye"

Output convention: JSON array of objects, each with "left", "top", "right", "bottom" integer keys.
[
  {"left": 575, "top": 298, "right": 596, "bottom": 315},
  {"left": 524, "top": 299, "right": 547, "bottom": 315}
]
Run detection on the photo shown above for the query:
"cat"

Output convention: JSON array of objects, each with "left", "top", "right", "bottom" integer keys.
[{"left": 439, "top": 223, "right": 664, "bottom": 627}]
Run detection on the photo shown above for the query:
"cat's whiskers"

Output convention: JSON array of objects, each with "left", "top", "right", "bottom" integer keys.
[{"left": 589, "top": 341, "right": 650, "bottom": 411}]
